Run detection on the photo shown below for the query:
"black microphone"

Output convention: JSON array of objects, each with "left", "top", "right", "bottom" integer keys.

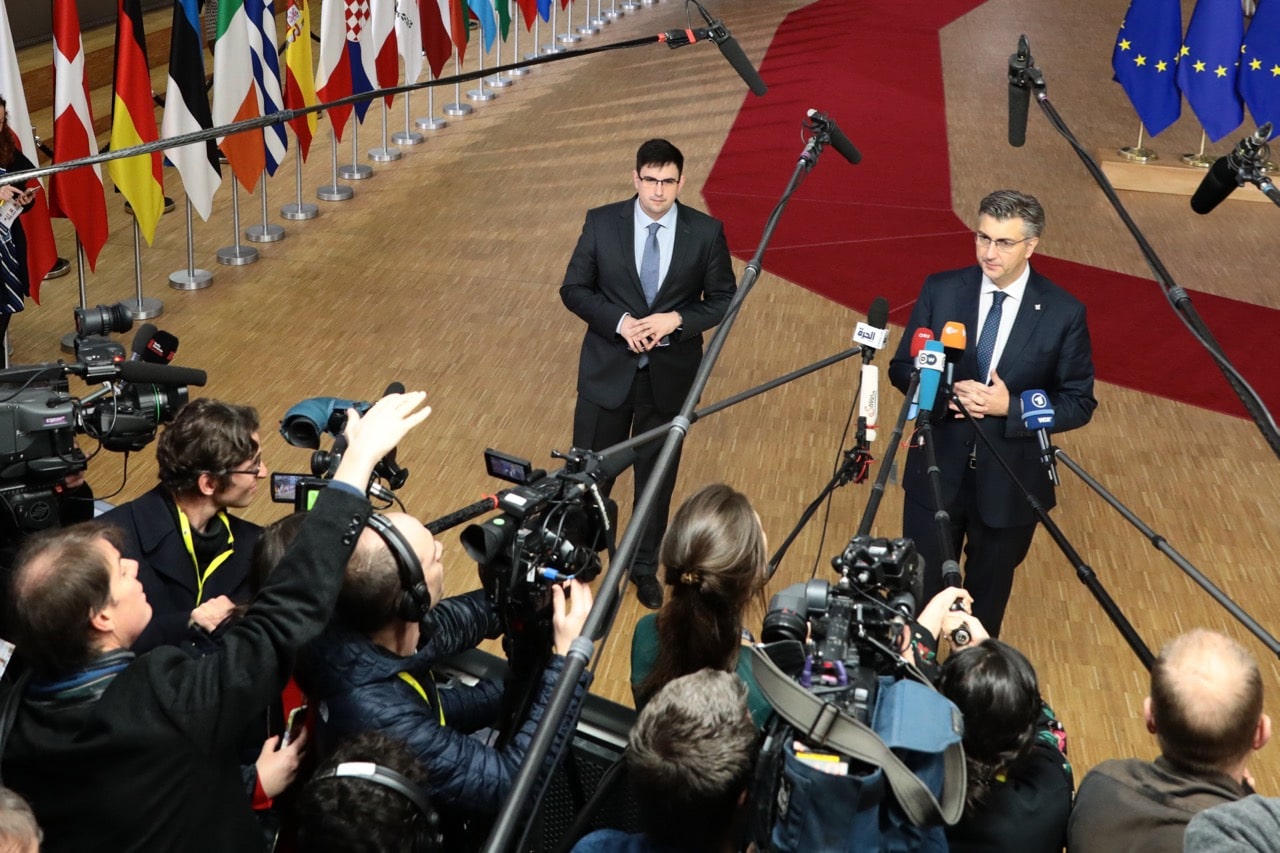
[
  {"left": 1008, "top": 34, "right": 1031, "bottom": 147},
  {"left": 806, "top": 109, "right": 861, "bottom": 165},
  {"left": 1191, "top": 123, "right": 1274, "bottom": 215},
  {"left": 377, "top": 381, "right": 409, "bottom": 489},
  {"left": 144, "top": 330, "right": 179, "bottom": 364},
  {"left": 852, "top": 296, "right": 890, "bottom": 362},
  {"left": 117, "top": 361, "right": 208, "bottom": 386},
  {"left": 660, "top": 23, "right": 766, "bottom": 97},
  {"left": 128, "top": 323, "right": 158, "bottom": 361},
  {"left": 658, "top": 27, "right": 712, "bottom": 47}
]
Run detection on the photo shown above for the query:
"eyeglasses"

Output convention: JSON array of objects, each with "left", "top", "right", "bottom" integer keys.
[
  {"left": 974, "top": 232, "right": 1031, "bottom": 253},
  {"left": 224, "top": 454, "right": 264, "bottom": 477},
  {"left": 638, "top": 176, "right": 680, "bottom": 188}
]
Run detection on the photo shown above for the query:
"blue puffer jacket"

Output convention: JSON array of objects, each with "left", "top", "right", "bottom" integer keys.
[{"left": 296, "top": 590, "right": 592, "bottom": 815}]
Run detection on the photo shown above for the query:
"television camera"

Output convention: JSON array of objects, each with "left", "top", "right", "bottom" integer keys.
[{"left": 0, "top": 303, "right": 204, "bottom": 538}]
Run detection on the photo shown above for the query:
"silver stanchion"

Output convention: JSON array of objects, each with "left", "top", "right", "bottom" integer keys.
[
  {"left": 488, "top": 10, "right": 514, "bottom": 87},
  {"left": 369, "top": 99, "right": 403, "bottom": 160},
  {"left": 245, "top": 169, "right": 286, "bottom": 242},
  {"left": 468, "top": 42, "right": 497, "bottom": 101},
  {"left": 543, "top": 1, "right": 566, "bottom": 53},
  {"left": 578, "top": 0, "right": 600, "bottom": 34},
  {"left": 283, "top": 141, "right": 319, "bottom": 218},
  {"left": 59, "top": 237, "right": 90, "bottom": 354},
  {"left": 127, "top": 218, "right": 163, "bottom": 319},
  {"left": 590, "top": 0, "right": 607, "bottom": 28},
  {"left": 340, "top": 121, "right": 374, "bottom": 179},
  {"left": 317, "top": 126, "right": 355, "bottom": 201},
  {"left": 217, "top": 180, "right": 259, "bottom": 265},
  {"left": 621, "top": 0, "right": 639, "bottom": 13},
  {"left": 510, "top": 4, "right": 529, "bottom": 75},
  {"left": 605, "top": 0, "right": 621, "bottom": 19},
  {"left": 169, "top": 198, "right": 214, "bottom": 290},
  {"left": 444, "top": 52, "right": 474, "bottom": 115},
  {"left": 416, "top": 82, "right": 448, "bottom": 131},
  {"left": 557, "top": 0, "right": 582, "bottom": 44},
  {"left": 393, "top": 92, "right": 425, "bottom": 145}
]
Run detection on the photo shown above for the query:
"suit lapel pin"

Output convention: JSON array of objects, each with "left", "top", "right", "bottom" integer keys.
[{"left": 1035, "top": 303, "right": 1041, "bottom": 310}]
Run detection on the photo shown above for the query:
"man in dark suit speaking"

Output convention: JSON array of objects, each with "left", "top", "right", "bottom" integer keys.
[
  {"left": 888, "top": 190, "right": 1096, "bottom": 636},
  {"left": 561, "top": 139, "right": 736, "bottom": 609}
]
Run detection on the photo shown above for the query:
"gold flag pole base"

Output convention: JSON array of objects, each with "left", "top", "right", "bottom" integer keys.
[{"left": 1118, "top": 146, "right": 1158, "bottom": 163}]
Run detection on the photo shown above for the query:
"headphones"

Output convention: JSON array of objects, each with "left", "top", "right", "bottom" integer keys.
[
  {"left": 310, "top": 761, "right": 444, "bottom": 853},
  {"left": 366, "top": 512, "right": 432, "bottom": 623}
]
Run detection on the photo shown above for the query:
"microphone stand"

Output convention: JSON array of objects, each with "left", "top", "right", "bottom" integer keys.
[
  {"left": 944, "top": 386, "right": 1154, "bottom": 669},
  {"left": 854, "top": 371, "right": 920, "bottom": 537},
  {"left": 914, "top": 410, "right": 963, "bottom": 588},
  {"left": 1010, "top": 36, "right": 1280, "bottom": 460},
  {"left": 1052, "top": 446, "right": 1280, "bottom": 659},
  {"left": 483, "top": 116, "right": 854, "bottom": 853}
]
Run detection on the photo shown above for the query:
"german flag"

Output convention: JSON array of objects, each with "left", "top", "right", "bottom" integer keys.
[{"left": 108, "top": 0, "right": 164, "bottom": 244}]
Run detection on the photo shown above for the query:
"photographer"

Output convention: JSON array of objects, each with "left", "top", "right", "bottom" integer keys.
[
  {"left": 918, "top": 602, "right": 1073, "bottom": 853},
  {"left": 0, "top": 392, "right": 430, "bottom": 852},
  {"left": 101, "top": 398, "right": 268, "bottom": 652},
  {"left": 294, "top": 511, "right": 595, "bottom": 819}
]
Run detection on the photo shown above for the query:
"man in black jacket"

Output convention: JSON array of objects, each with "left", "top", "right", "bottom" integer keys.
[
  {"left": 295, "top": 512, "right": 594, "bottom": 817},
  {"left": 0, "top": 392, "right": 431, "bottom": 853}
]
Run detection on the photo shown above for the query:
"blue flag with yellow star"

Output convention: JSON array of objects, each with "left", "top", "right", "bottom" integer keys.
[
  {"left": 1176, "top": 0, "right": 1245, "bottom": 141},
  {"left": 1112, "top": 0, "right": 1182, "bottom": 135},
  {"left": 1240, "top": 0, "right": 1280, "bottom": 128}
]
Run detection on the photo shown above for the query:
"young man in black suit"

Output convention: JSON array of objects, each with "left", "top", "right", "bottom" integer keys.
[
  {"left": 561, "top": 139, "right": 737, "bottom": 609},
  {"left": 888, "top": 189, "right": 1096, "bottom": 636}
]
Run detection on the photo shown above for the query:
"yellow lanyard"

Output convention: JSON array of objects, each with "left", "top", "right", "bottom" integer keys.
[
  {"left": 397, "top": 671, "right": 446, "bottom": 725},
  {"left": 177, "top": 506, "right": 234, "bottom": 605}
]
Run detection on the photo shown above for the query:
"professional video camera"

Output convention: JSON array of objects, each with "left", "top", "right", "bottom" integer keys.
[
  {"left": 0, "top": 304, "right": 202, "bottom": 538},
  {"left": 760, "top": 534, "right": 924, "bottom": 723}
]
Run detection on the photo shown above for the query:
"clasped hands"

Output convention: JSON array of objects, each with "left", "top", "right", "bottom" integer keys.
[
  {"left": 620, "top": 312, "right": 681, "bottom": 353},
  {"left": 950, "top": 368, "right": 1010, "bottom": 419}
]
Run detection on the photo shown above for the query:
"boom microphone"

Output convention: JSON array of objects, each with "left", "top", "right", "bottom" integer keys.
[
  {"left": 1191, "top": 123, "right": 1274, "bottom": 215},
  {"left": 1008, "top": 35, "right": 1032, "bottom": 147},
  {"left": 1020, "top": 389, "right": 1059, "bottom": 485},
  {"left": 806, "top": 109, "right": 862, "bottom": 165},
  {"left": 658, "top": 23, "right": 766, "bottom": 97},
  {"left": 853, "top": 296, "right": 891, "bottom": 362},
  {"left": 858, "top": 364, "right": 879, "bottom": 441},
  {"left": 117, "top": 361, "right": 208, "bottom": 387}
]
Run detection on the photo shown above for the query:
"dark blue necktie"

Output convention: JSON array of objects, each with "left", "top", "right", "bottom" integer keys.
[{"left": 975, "top": 291, "right": 1007, "bottom": 383}]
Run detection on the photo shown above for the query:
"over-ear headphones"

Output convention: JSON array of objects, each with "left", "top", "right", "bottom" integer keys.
[
  {"left": 366, "top": 513, "right": 431, "bottom": 623},
  {"left": 310, "top": 761, "right": 445, "bottom": 853}
]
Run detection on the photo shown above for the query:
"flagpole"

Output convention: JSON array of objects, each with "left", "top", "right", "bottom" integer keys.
[
  {"left": 217, "top": 179, "right": 260, "bottom": 265},
  {"left": 416, "top": 80, "right": 448, "bottom": 130},
  {"left": 487, "top": 9, "right": 514, "bottom": 88},
  {"left": 245, "top": 169, "right": 286, "bottom": 241},
  {"left": 59, "top": 237, "right": 89, "bottom": 355},
  {"left": 509, "top": 3, "right": 529, "bottom": 75},
  {"left": 525, "top": 12, "right": 541, "bottom": 59},
  {"left": 579, "top": 0, "right": 601, "bottom": 35},
  {"left": 393, "top": 92, "right": 425, "bottom": 145},
  {"left": 590, "top": 0, "right": 607, "bottom": 29},
  {"left": 1118, "top": 121, "right": 1156, "bottom": 163},
  {"left": 370, "top": 99, "right": 403, "bottom": 160},
  {"left": 169, "top": 198, "right": 214, "bottom": 290},
  {"left": 1181, "top": 130, "right": 1214, "bottom": 168},
  {"left": 340, "top": 122, "right": 374, "bottom": 179},
  {"left": 621, "top": 0, "right": 639, "bottom": 14},
  {"left": 468, "top": 40, "right": 498, "bottom": 101},
  {"left": 606, "top": 0, "right": 620, "bottom": 20},
  {"left": 282, "top": 138, "right": 320, "bottom": 218},
  {"left": 317, "top": 125, "right": 354, "bottom": 201},
  {"left": 543, "top": 1, "right": 565, "bottom": 53},
  {"left": 444, "top": 51, "right": 475, "bottom": 115},
  {"left": 127, "top": 218, "right": 163, "bottom": 319},
  {"left": 558, "top": 0, "right": 582, "bottom": 44}
]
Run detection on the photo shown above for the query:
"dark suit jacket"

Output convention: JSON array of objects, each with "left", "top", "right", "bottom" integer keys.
[
  {"left": 888, "top": 265, "right": 1096, "bottom": 528},
  {"left": 560, "top": 197, "right": 736, "bottom": 414},
  {"left": 100, "top": 484, "right": 262, "bottom": 652}
]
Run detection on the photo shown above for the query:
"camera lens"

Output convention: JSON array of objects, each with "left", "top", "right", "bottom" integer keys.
[
  {"left": 74, "top": 302, "right": 133, "bottom": 338},
  {"left": 132, "top": 383, "right": 189, "bottom": 424}
]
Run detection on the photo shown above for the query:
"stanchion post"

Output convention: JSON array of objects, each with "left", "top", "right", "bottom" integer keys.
[{"left": 169, "top": 198, "right": 214, "bottom": 290}]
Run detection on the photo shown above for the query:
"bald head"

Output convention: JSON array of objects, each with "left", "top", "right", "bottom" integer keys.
[
  {"left": 1148, "top": 629, "right": 1265, "bottom": 774},
  {"left": 337, "top": 513, "right": 443, "bottom": 634}
]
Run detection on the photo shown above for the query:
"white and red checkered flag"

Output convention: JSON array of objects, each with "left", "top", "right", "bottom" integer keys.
[{"left": 316, "top": 0, "right": 379, "bottom": 140}]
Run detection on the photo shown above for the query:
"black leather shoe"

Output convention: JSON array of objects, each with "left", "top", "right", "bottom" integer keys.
[{"left": 633, "top": 575, "right": 663, "bottom": 610}]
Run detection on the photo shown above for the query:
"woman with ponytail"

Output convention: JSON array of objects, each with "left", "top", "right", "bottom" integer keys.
[{"left": 629, "top": 483, "right": 773, "bottom": 727}]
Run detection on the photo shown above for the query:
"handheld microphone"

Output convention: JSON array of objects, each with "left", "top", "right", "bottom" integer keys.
[
  {"left": 116, "top": 361, "right": 208, "bottom": 387},
  {"left": 906, "top": 329, "right": 934, "bottom": 420},
  {"left": 858, "top": 364, "right": 879, "bottom": 442},
  {"left": 1008, "top": 35, "right": 1032, "bottom": 147},
  {"left": 128, "top": 323, "right": 158, "bottom": 361},
  {"left": 914, "top": 340, "right": 945, "bottom": 419},
  {"left": 941, "top": 321, "right": 966, "bottom": 390},
  {"left": 1191, "top": 122, "right": 1274, "bottom": 215},
  {"left": 852, "top": 296, "right": 890, "bottom": 362},
  {"left": 806, "top": 109, "right": 862, "bottom": 165},
  {"left": 376, "top": 382, "right": 410, "bottom": 489},
  {"left": 144, "top": 330, "right": 179, "bottom": 364},
  {"left": 1019, "top": 389, "right": 1059, "bottom": 486}
]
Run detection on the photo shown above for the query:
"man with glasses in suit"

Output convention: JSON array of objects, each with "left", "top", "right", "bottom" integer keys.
[
  {"left": 101, "top": 398, "right": 269, "bottom": 651},
  {"left": 561, "top": 138, "right": 737, "bottom": 610},
  {"left": 888, "top": 189, "right": 1096, "bottom": 636}
]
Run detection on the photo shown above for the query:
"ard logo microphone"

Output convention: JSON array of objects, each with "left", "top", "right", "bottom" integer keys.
[{"left": 1020, "top": 389, "right": 1059, "bottom": 485}]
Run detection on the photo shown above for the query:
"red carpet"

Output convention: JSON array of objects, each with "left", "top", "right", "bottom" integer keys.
[{"left": 704, "top": 0, "right": 1275, "bottom": 418}]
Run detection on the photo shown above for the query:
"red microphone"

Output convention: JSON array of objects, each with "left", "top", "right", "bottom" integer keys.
[{"left": 910, "top": 328, "right": 934, "bottom": 358}]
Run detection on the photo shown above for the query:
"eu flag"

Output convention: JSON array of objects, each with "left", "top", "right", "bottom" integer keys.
[
  {"left": 1176, "top": 0, "right": 1245, "bottom": 141},
  {"left": 1112, "top": 0, "right": 1182, "bottom": 135},
  {"left": 1240, "top": 0, "right": 1280, "bottom": 128}
]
